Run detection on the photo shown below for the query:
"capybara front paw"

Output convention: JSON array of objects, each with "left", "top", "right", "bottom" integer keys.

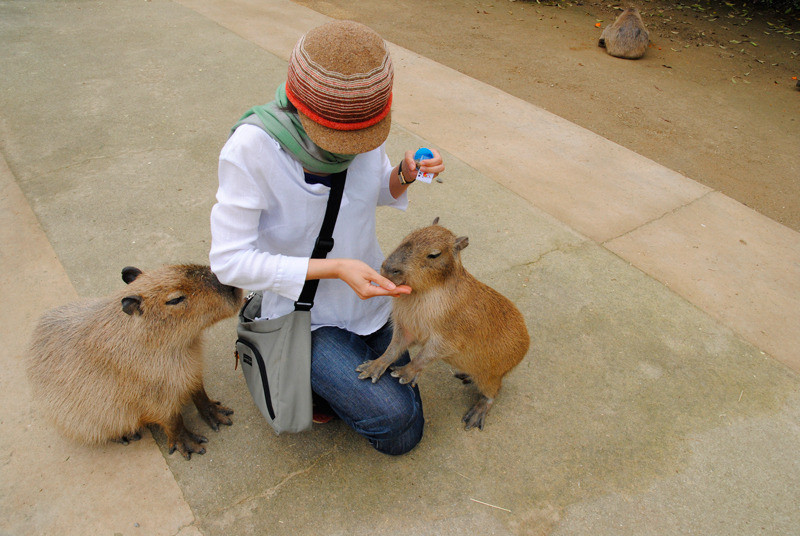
[
  {"left": 462, "top": 397, "right": 493, "bottom": 431},
  {"left": 168, "top": 430, "right": 208, "bottom": 460},
  {"left": 112, "top": 431, "right": 142, "bottom": 445},
  {"left": 356, "top": 359, "right": 390, "bottom": 383},
  {"left": 198, "top": 400, "right": 234, "bottom": 431},
  {"left": 390, "top": 364, "right": 421, "bottom": 387}
]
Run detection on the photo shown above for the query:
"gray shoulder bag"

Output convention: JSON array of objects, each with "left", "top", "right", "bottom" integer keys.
[{"left": 235, "top": 171, "right": 346, "bottom": 434}]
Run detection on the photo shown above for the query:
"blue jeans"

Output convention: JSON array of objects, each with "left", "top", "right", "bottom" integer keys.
[{"left": 310, "top": 323, "right": 424, "bottom": 455}]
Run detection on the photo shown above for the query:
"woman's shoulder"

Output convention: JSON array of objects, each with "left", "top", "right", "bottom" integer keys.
[
  {"left": 221, "top": 123, "right": 285, "bottom": 164},
  {"left": 219, "top": 124, "right": 303, "bottom": 195}
]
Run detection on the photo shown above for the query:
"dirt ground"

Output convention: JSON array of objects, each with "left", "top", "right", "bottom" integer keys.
[{"left": 294, "top": 0, "right": 800, "bottom": 232}]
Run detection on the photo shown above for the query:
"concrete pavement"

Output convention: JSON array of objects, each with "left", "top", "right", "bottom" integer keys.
[{"left": 1, "top": 0, "right": 798, "bottom": 535}]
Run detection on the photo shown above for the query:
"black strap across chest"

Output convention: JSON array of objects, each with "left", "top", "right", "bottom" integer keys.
[{"left": 294, "top": 170, "right": 347, "bottom": 311}]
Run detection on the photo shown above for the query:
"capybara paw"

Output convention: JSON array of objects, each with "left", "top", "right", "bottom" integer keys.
[
  {"left": 112, "top": 431, "right": 142, "bottom": 445},
  {"left": 454, "top": 372, "right": 473, "bottom": 384},
  {"left": 168, "top": 430, "right": 208, "bottom": 460},
  {"left": 356, "top": 359, "right": 389, "bottom": 383},
  {"left": 462, "top": 397, "right": 493, "bottom": 431},
  {"left": 390, "top": 364, "right": 420, "bottom": 387},
  {"left": 198, "top": 400, "right": 234, "bottom": 431}
]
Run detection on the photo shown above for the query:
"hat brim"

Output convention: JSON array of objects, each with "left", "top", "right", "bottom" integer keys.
[{"left": 298, "top": 109, "right": 391, "bottom": 155}]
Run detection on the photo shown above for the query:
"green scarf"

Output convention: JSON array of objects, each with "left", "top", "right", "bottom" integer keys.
[{"left": 232, "top": 84, "right": 356, "bottom": 174}]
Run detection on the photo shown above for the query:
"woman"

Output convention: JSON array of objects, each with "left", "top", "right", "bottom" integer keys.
[{"left": 209, "top": 20, "right": 444, "bottom": 455}]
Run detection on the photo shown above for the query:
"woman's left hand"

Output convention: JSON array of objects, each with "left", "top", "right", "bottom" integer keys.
[{"left": 403, "top": 148, "right": 445, "bottom": 181}]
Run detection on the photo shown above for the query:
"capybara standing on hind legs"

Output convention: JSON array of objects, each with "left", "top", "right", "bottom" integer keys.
[
  {"left": 599, "top": 6, "right": 649, "bottom": 59},
  {"left": 26, "top": 264, "right": 242, "bottom": 459},
  {"left": 356, "top": 219, "right": 529, "bottom": 430}
]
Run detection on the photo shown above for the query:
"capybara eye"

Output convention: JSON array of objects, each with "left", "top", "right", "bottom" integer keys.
[
  {"left": 166, "top": 296, "right": 186, "bottom": 306},
  {"left": 427, "top": 251, "right": 441, "bottom": 259}
]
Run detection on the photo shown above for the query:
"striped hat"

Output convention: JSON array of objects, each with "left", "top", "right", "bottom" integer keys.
[{"left": 286, "top": 20, "right": 393, "bottom": 155}]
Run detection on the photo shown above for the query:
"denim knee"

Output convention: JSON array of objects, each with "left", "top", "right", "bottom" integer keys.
[
  {"left": 310, "top": 325, "right": 425, "bottom": 455},
  {"left": 358, "top": 392, "right": 424, "bottom": 456}
]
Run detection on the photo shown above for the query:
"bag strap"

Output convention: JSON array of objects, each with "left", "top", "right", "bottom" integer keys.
[{"left": 294, "top": 170, "right": 347, "bottom": 312}]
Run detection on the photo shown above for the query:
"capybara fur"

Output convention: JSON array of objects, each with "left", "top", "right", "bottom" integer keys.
[
  {"left": 599, "top": 7, "right": 649, "bottom": 59},
  {"left": 357, "top": 218, "right": 529, "bottom": 430},
  {"left": 26, "top": 264, "right": 242, "bottom": 459}
]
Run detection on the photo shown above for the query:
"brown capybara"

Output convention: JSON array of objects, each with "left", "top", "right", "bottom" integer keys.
[
  {"left": 599, "top": 7, "right": 649, "bottom": 60},
  {"left": 26, "top": 264, "right": 242, "bottom": 459},
  {"left": 356, "top": 218, "right": 529, "bottom": 430}
]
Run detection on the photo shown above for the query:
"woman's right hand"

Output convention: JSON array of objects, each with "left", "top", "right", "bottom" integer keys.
[{"left": 307, "top": 258, "right": 412, "bottom": 300}]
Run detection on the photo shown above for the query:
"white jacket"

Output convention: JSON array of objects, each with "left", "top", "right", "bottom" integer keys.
[{"left": 209, "top": 124, "right": 407, "bottom": 334}]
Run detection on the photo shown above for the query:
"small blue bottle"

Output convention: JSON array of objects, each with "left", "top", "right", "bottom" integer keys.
[{"left": 413, "top": 148, "right": 435, "bottom": 183}]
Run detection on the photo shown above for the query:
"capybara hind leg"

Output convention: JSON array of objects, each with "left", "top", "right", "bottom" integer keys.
[
  {"left": 112, "top": 430, "right": 142, "bottom": 445},
  {"left": 164, "top": 413, "right": 207, "bottom": 460},
  {"left": 462, "top": 396, "right": 494, "bottom": 431},
  {"left": 192, "top": 384, "right": 233, "bottom": 432}
]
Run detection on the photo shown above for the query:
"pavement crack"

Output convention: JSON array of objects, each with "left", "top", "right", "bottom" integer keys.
[
  {"left": 172, "top": 520, "right": 202, "bottom": 536},
  {"left": 36, "top": 149, "right": 170, "bottom": 177},
  {"left": 258, "top": 448, "right": 334, "bottom": 501},
  {"left": 513, "top": 241, "right": 585, "bottom": 270},
  {"left": 208, "top": 446, "right": 338, "bottom": 519},
  {"left": 601, "top": 190, "right": 715, "bottom": 246}
]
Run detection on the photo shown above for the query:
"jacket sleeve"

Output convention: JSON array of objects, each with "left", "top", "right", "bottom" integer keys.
[
  {"left": 209, "top": 127, "right": 309, "bottom": 300},
  {"left": 376, "top": 145, "right": 409, "bottom": 209}
]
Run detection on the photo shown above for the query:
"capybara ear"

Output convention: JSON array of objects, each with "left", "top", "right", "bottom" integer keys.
[
  {"left": 122, "top": 267, "right": 143, "bottom": 284},
  {"left": 455, "top": 236, "right": 469, "bottom": 252},
  {"left": 432, "top": 217, "right": 440, "bottom": 226},
  {"left": 121, "top": 295, "right": 143, "bottom": 316}
]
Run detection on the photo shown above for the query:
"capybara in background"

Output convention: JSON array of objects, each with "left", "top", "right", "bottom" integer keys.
[
  {"left": 599, "top": 7, "right": 649, "bottom": 59},
  {"left": 357, "top": 218, "right": 529, "bottom": 430},
  {"left": 26, "top": 264, "right": 242, "bottom": 459}
]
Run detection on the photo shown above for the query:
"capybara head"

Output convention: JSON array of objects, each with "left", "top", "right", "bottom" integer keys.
[
  {"left": 119, "top": 264, "right": 242, "bottom": 330},
  {"left": 381, "top": 218, "right": 469, "bottom": 291}
]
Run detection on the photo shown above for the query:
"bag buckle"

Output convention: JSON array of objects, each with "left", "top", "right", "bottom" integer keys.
[{"left": 294, "top": 301, "right": 313, "bottom": 312}]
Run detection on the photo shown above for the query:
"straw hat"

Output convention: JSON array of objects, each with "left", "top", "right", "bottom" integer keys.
[{"left": 286, "top": 20, "right": 393, "bottom": 155}]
